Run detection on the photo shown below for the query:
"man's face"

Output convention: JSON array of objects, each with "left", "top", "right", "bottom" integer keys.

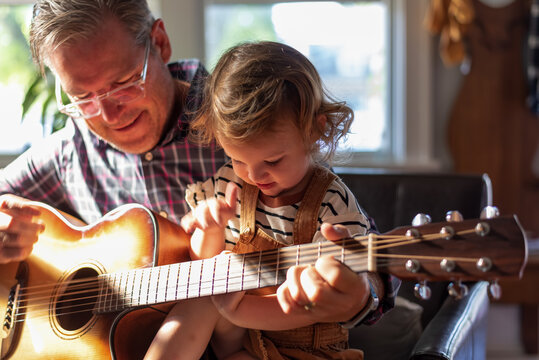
[{"left": 50, "top": 17, "right": 175, "bottom": 154}]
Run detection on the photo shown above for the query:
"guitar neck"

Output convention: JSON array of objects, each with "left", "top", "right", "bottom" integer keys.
[
  {"left": 95, "top": 240, "right": 362, "bottom": 313},
  {"left": 94, "top": 215, "right": 527, "bottom": 314}
]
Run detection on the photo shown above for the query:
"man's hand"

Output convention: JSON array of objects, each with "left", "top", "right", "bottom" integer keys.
[
  {"left": 0, "top": 194, "right": 44, "bottom": 264},
  {"left": 276, "top": 223, "right": 370, "bottom": 323}
]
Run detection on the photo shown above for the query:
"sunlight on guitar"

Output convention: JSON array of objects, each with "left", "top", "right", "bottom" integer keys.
[{"left": 0, "top": 202, "right": 528, "bottom": 359}]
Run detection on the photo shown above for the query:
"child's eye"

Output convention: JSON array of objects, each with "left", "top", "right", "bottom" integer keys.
[{"left": 265, "top": 159, "right": 281, "bottom": 166}]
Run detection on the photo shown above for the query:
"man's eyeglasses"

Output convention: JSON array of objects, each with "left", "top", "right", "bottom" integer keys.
[{"left": 55, "top": 38, "right": 151, "bottom": 119}]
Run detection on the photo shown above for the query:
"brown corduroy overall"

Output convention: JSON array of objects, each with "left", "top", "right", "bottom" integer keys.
[{"left": 232, "top": 166, "right": 364, "bottom": 360}]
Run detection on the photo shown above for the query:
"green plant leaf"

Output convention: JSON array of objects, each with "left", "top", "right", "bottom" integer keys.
[{"left": 21, "top": 72, "right": 44, "bottom": 119}]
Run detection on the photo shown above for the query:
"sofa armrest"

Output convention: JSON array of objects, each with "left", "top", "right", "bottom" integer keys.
[{"left": 410, "top": 282, "right": 489, "bottom": 360}]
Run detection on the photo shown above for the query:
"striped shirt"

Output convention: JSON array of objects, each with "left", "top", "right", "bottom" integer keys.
[
  {"left": 186, "top": 162, "right": 400, "bottom": 324},
  {"left": 0, "top": 60, "right": 226, "bottom": 225},
  {"left": 186, "top": 162, "right": 371, "bottom": 248}
]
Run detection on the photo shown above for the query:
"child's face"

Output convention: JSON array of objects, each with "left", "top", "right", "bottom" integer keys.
[{"left": 219, "top": 117, "right": 313, "bottom": 201}]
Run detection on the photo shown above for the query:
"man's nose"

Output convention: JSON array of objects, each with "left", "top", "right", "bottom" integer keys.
[{"left": 99, "top": 98, "right": 123, "bottom": 124}]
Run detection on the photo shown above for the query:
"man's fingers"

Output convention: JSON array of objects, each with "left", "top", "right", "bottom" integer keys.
[
  {"left": 0, "top": 195, "right": 41, "bottom": 216},
  {"left": 314, "top": 256, "right": 368, "bottom": 296},
  {"left": 320, "top": 223, "right": 351, "bottom": 241}
]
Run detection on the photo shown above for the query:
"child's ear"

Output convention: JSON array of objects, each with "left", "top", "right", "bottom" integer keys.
[{"left": 312, "top": 114, "right": 327, "bottom": 141}]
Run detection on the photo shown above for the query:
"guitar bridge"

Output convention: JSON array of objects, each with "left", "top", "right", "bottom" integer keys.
[{"left": 2, "top": 284, "right": 20, "bottom": 339}]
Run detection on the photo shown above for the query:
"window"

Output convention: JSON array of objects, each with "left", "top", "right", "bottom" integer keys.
[
  {"left": 1, "top": 0, "right": 436, "bottom": 170},
  {"left": 160, "top": 0, "right": 435, "bottom": 168},
  {"left": 0, "top": 3, "right": 42, "bottom": 166},
  {"left": 205, "top": 2, "right": 389, "bottom": 156}
]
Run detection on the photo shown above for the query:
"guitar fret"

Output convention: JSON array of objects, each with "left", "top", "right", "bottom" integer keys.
[
  {"left": 140, "top": 268, "right": 151, "bottom": 305},
  {"left": 177, "top": 261, "right": 190, "bottom": 300},
  {"left": 133, "top": 268, "right": 143, "bottom": 307},
  {"left": 117, "top": 271, "right": 127, "bottom": 311},
  {"left": 189, "top": 260, "right": 202, "bottom": 299},
  {"left": 125, "top": 270, "right": 135, "bottom": 308},
  {"left": 166, "top": 263, "right": 180, "bottom": 302},
  {"left": 113, "top": 272, "right": 122, "bottom": 311},
  {"left": 257, "top": 252, "right": 262, "bottom": 289},
  {"left": 275, "top": 248, "right": 280, "bottom": 286},
  {"left": 213, "top": 253, "right": 230, "bottom": 295},
  {"left": 199, "top": 258, "right": 215, "bottom": 297},
  {"left": 96, "top": 275, "right": 106, "bottom": 314},
  {"left": 104, "top": 273, "right": 113, "bottom": 312},
  {"left": 155, "top": 265, "right": 168, "bottom": 304},
  {"left": 241, "top": 254, "right": 246, "bottom": 291},
  {"left": 227, "top": 253, "right": 244, "bottom": 293}
]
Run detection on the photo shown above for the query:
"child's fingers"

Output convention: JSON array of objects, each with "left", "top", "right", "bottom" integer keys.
[
  {"left": 225, "top": 182, "right": 238, "bottom": 209},
  {"left": 180, "top": 211, "right": 199, "bottom": 234}
]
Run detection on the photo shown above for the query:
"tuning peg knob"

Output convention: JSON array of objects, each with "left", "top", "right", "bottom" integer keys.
[
  {"left": 412, "top": 213, "right": 431, "bottom": 226},
  {"left": 480, "top": 206, "right": 500, "bottom": 219},
  {"left": 414, "top": 281, "right": 432, "bottom": 300},
  {"left": 448, "top": 281, "right": 469, "bottom": 300},
  {"left": 488, "top": 280, "right": 502, "bottom": 300},
  {"left": 445, "top": 211, "right": 463, "bottom": 222},
  {"left": 405, "top": 259, "right": 421, "bottom": 273}
]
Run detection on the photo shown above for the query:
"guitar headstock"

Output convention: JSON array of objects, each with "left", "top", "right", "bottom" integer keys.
[{"left": 373, "top": 215, "right": 527, "bottom": 284}]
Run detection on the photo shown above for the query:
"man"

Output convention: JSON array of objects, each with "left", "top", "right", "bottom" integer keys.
[{"left": 0, "top": 0, "right": 397, "bottom": 358}]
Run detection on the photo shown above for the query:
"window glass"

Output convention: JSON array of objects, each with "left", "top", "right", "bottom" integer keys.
[
  {"left": 205, "top": 1, "right": 388, "bottom": 153},
  {"left": 0, "top": 4, "right": 45, "bottom": 155}
]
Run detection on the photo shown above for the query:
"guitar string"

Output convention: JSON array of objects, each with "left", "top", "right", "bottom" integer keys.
[
  {"left": 13, "top": 228, "right": 475, "bottom": 299},
  {"left": 9, "top": 230, "right": 483, "bottom": 322},
  {"left": 10, "top": 230, "right": 482, "bottom": 321},
  {"left": 11, "top": 230, "right": 459, "bottom": 303}
]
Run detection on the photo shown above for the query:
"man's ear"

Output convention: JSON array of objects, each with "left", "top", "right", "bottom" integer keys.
[{"left": 150, "top": 19, "right": 172, "bottom": 63}]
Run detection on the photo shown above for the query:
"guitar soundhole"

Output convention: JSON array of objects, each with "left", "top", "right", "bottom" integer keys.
[{"left": 56, "top": 267, "right": 99, "bottom": 331}]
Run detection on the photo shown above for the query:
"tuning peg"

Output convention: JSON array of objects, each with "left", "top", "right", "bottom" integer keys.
[
  {"left": 445, "top": 211, "right": 463, "bottom": 222},
  {"left": 488, "top": 280, "right": 502, "bottom": 300},
  {"left": 448, "top": 281, "right": 469, "bottom": 300},
  {"left": 412, "top": 213, "right": 431, "bottom": 226},
  {"left": 440, "top": 258, "right": 456, "bottom": 272},
  {"left": 405, "top": 259, "right": 421, "bottom": 273},
  {"left": 414, "top": 280, "right": 432, "bottom": 300},
  {"left": 480, "top": 206, "right": 500, "bottom": 219},
  {"left": 476, "top": 257, "right": 492, "bottom": 272}
]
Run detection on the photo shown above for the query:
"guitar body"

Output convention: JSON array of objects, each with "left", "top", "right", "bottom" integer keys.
[
  {"left": 0, "top": 203, "right": 527, "bottom": 359},
  {"left": 0, "top": 203, "right": 189, "bottom": 360}
]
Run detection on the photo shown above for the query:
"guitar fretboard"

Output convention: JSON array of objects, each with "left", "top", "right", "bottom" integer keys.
[{"left": 95, "top": 241, "right": 364, "bottom": 313}]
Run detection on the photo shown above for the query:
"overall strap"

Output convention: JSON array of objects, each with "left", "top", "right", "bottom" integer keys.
[
  {"left": 239, "top": 183, "right": 259, "bottom": 244},
  {"left": 293, "top": 166, "right": 337, "bottom": 245}
]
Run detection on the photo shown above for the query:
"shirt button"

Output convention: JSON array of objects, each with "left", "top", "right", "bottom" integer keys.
[
  {"left": 159, "top": 211, "right": 168, "bottom": 219},
  {"left": 144, "top": 152, "right": 153, "bottom": 161}
]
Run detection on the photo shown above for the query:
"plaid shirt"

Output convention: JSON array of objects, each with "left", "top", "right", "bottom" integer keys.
[{"left": 0, "top": 60, "right": 226, "bottom": 225}]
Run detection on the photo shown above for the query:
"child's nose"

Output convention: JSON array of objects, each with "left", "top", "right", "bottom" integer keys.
[{"left": 248, "top": 166, "right": 267, "bottom": 183}]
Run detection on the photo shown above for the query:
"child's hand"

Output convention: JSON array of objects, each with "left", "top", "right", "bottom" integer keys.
[
  {"left": 182, "top": 182, "right": 238, "bottom": 234},
  {"left": 186, "top": 182, "right": 238, "bottom": 260}
]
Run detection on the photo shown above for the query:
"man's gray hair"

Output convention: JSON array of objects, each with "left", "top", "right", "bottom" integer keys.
[{"left": 30, "top": 0, "right": 155, "bottom": 74}]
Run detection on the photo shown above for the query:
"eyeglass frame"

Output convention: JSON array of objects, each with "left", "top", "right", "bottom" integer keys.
[{"left": 55, "top": 38, "right": 151, "bottom": 119}]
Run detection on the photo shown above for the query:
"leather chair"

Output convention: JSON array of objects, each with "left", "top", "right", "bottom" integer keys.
[{"left": 336, "top": 168, "right": 492, "bottom": 360}]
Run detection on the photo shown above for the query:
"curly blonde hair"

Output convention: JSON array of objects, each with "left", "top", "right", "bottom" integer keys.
[{"left": 190, "top": 41, "right": 354, "bottom": 163}]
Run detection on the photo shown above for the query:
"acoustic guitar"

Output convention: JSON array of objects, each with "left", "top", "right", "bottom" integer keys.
[{"left": 0, "top": 202, "right": 528, "bottom": 359}]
